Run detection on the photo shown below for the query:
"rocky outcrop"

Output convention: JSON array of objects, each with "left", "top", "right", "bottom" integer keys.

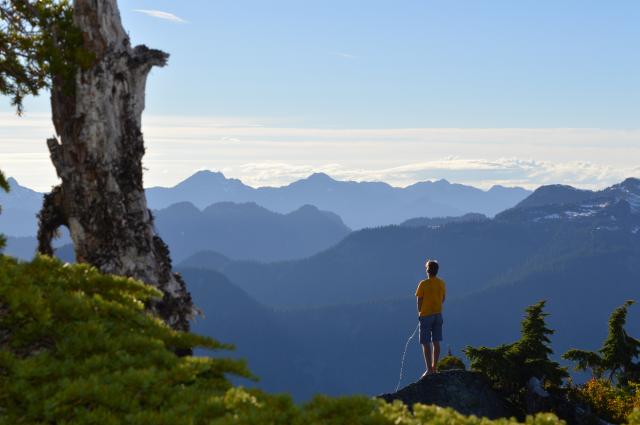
[
  {"left": 378, "top": 370, "right": 514, "bottom": 419},
  {"left": 379, "top": 372, "right": 607, "bottom": 425}
]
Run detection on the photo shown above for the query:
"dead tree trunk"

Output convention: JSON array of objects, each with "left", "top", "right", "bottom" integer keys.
[{"left": 37, "top": 0, "right": 194, "bottom": 333}]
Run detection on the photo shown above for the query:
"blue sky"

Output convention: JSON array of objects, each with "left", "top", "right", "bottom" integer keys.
[
  {"left": 1, "top": 0, "right": 639, "bottom": 190},
  {"left": 125, "top": 0, "right": 640, "bottom": 128}
]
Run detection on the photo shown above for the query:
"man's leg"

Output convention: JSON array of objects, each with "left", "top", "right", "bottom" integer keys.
[
  {"left": 421, "top": 343, "right": 432, "bottom": 377},
  {"left": 431, "top": 313, "right": 443, "bottom": 372},
  {"left": 432, "top": 341, "right": 441, "bottom": 372},
  {"left": 419, "top": 317, "right": 432, "bottom": 378}
]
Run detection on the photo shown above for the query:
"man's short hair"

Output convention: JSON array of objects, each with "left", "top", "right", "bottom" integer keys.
[{"left": 426, "top": 260, "right": 439, "bottom": 276}]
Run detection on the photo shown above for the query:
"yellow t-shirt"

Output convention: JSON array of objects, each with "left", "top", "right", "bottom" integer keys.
[{"left": 415, "top": 276, "right": 446, "bottom": 317}]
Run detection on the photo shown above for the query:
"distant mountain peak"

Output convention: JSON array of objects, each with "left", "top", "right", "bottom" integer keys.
[
  {"left": 171, "top": 170, "right": 249, "bottom": 193},
  {"left": 488, "top": 184, "right": 529, "bottom": 193},
  {"left": 295, "top": 204, "right": 320, "bottom": 212},
  {"left": 306, "top": 172, "right": 335, "bottom": 182},
  {"left": 513, "top": 184, "right": 593, "bottom": 210},
  {"left": 615, "top": 177, "right": 640, "bottom": 191},
  {"left": 203, "top": 201, "right": 266, "bottom": 214},
  {"left": 497, "top": 177, "right": 640, "bottom": 224},
  {"left": 160, "top": 201, "right": 201, "bottom": 214},
  {"left": 189, "top": 170, "right": 226, "bottom": 181}
]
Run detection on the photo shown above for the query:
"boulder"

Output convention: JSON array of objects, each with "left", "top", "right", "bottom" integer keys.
[{"left": 378, "top": 370, "right": 514, "bottom": 419}]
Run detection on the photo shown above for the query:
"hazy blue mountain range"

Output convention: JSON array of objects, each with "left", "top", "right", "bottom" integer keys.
[
  {"left": 0, "top": 178, "right": 43, "bottom": 237},
  {"left": 0, "top": 172, "right": 528, "bottom": 236},
  {"left": 4, "top": 232, "right": 73, "bottom": 263},
  {"left": 3, "top": 201, "right": 350, "bottom": 264},
  {"left": 499, "top": 177, "right": 640, "bottom": 224},
  {"left": 179, "top": 178, "right": 640, "bottom": 310},
  {"left": 154, "top": 201, "right": 350, "bottom": 262},
  {"left": 146, "top": 171, "right": 531, "bottom": 229},
  {"left": 184, "top": 244, "right": 640, "bottom": 400},
  {"left": 179, "top": 178, "right": 640, "bottom": 400},
  {"left": 183, "top": 215, "right": 640, "bottom": 310},
  {"left": 183, "top": 249, "right": 640, "bottom": 400}
]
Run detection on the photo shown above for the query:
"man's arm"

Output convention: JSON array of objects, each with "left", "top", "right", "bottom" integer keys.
[{"left": 417, "top": 297, "right": 423, "bottom": 315}]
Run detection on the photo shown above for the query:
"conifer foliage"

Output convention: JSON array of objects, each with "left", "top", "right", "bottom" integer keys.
[
  {"left": 563, "top": 300, "right": 640, "bottom": 386},
  {"left": 0, "top": 169, "right": 8, "bottom": 250},
  {"left": 464, "top": 301, "right": 568, "bottom": 408},
  {"left": 0, "top": 0, "right": 89, "bottom": 114},
  {"left": 0, "top": 255, "right": 251, "bottom": 424}
]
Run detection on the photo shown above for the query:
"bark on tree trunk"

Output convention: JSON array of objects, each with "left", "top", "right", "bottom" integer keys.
[{"left": 37, "top": 0, "right": 195, "bottom": 333}]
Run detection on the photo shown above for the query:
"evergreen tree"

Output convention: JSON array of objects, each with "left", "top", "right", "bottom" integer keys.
[
  {"left": 0, "top": 0, "right": 87, "bottom": 113},
  {"left": 465, "top": 301, "right": 568, "bottom": 408},
  {"left": 517, "top": 301, "right": 568, "bottom": 388},
  {"left": 564, "top": 300, "right": 640, "bottom": 386}
]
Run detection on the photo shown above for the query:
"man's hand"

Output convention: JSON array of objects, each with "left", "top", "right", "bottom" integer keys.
[{"left": 417, "top": 296, "right": 423, "bottom": 316}]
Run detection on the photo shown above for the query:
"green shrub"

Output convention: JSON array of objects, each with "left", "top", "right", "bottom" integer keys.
[
  {"left": 0, "top": 255, "right": 567, "bottom": 424},
  {"left": 568, "top": 379, "right": 640, "bottom": 424},
  {"left": 0, "top": 255, "right": 251, "bottom": 424},
  {"left": 438, "top": 355, "right": 466, "bottom": 371}
]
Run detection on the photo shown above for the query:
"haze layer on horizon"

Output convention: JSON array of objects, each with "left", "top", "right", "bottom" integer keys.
[{"left": 1, "top": 0, "right": 638, "bottom": 191}]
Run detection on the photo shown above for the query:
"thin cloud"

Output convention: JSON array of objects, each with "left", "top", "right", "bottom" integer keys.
[
  {"left": 134, "top": 9, "right": 188, "bottom": 24},
  {"left": 227, "top": 159, "right": 640, "bottom": 190},
  {"left": 332, "top": 52, "right": 357, "bottom": 60},
  {"left": 2, "top": 112, "right": 638, "bottom": 191}
]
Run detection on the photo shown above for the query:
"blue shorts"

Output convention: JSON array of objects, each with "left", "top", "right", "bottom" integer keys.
[{"left": 419, "top": 313, "right": 443, "bottom": 344}]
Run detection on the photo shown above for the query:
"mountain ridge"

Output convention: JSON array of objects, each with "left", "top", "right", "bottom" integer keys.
[
  {"left": 180, "top": 177, "right": 640, "bottom": 310},
  {"left": 146, "top": 170, "right": 532, "bottom": 229},
  {"left": 1, "top": 172, "right": 530, "bottom": 236},
  {"left": 154, "top": 200, "right": 351, "bottom": 262}
]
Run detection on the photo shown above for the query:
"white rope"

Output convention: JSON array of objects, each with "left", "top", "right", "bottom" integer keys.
[{"left": 395, "top": 323, "right": 419, "bottom": 392}]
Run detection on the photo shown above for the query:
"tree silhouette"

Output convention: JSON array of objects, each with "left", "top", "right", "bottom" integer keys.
[
  {"left": 564, "top": 300, "right": 640, "bottom": 386},
  {"left": 465, "top": 301, "right": 568, "bottom": 408}
]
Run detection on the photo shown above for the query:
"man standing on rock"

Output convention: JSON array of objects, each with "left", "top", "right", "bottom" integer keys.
[{"left": 416, "top": 259, "right": 446, "bottom": 377}]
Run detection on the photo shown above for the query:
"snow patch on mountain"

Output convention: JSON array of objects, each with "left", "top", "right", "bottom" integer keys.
[
  {"left": 566, "top": 210, "right": 597, "bottom": 219},
  {"left": 626, "top": 192, "right": 640, "bottom": 212},
  {"left": 595, "top": 226, "right": 620, "bottom": 232}
]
